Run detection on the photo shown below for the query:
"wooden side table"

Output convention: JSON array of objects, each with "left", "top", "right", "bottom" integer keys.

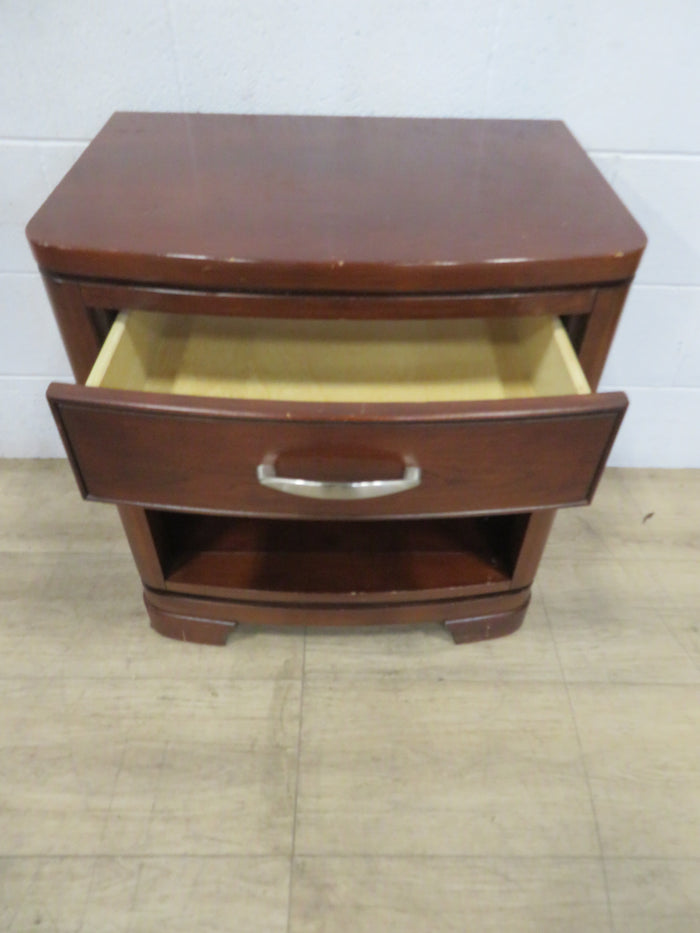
[{"left": 27, "top": 113, "right": 645, "bottom": 646}]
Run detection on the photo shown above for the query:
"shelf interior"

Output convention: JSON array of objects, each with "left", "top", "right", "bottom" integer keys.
[{"left": 152, "top": 512, "right": 524, "bottom": 599}]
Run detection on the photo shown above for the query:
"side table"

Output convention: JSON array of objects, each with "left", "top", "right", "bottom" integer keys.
[{"left": 27, "top": 113, "right": 646, "bottom": 645}]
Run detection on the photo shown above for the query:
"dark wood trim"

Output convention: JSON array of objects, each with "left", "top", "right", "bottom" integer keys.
[
  {"left": 39, "top": 274, "right": 168, "bottom": 589},
  {"left": 444, "top": 590, "right": 530, "bottom": 644},
  {"left": 145, "top": 598, "right": 237, "bottom": 645},
  {"left": 40, "top": 273, "right": 103, "bottom": 383},
  {"left": 46, "top": 380, "right": 627, "bottom": 425},
  {"left": 510, "top": 510, "right": 557, "bottom": 588},
  {"left": 577, "top": 283, "right": 632, "bottom": 390},
  {"left": 76, "top": 280, "right": 598, "bottom": 320},
  {"left": 117, "top": 506, "right": 166, "bottom": 588},
  {"left": 143, "top": 582, "right": 531, "bottom": 645}
]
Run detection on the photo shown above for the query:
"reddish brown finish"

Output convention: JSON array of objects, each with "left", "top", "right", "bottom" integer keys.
[
  {"left": 47, "top": 383, "right": 627, "bottom": 519},
  {"left": 510, "top": 510, "right": 557, "bottom": 588},
  {"left": 27, "top": 113, "right": 645, "bottom": 293},
  {"left": 40, "top": 273, "right": 170, "bottom": 588},
  {"left": 145, "top": 598, "right": 237, "bottom": 645},
  {"left": 159, "top": 515, "right": 514, "bottom": 602},
  {"left": 30, "top": 114, "right": 645, "bottom": 647},
  {"left": 77, "top": 279, "right": 597, "bottom": 321},
  {"left": 117, "top": 506, "right": 166, "bottom": 588},
  {"left": 143, "top": 582, "right": 530, "bottom": 637},
  {"left": 577, "top": 283, "right": 631, "bottom": 390},
  {"left": 40, "top": 274, "right": 103, "bottom": 383},
  {"left": 444, "top": 593, "right": 529, "bottom": 644}
]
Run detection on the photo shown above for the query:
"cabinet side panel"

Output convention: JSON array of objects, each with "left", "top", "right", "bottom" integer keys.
[
  {"left": 41, "top": 273, "right": 166, "bottom": 587},
  {"left": 40, "top": 274, "right": 104, "bottom": 383},
  {"left": 510, "top": 510, "right": 557, "bottom": 588},
  {"left": 577, "top": 282, "right": 631, "bottom": 390}
]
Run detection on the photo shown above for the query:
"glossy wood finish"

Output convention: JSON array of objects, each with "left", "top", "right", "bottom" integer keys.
[
  {"left": 40, "top": 273, "right": 103, "bottom": 384},
  {"left": 47, "top": 384, "right": 626, "bottom": 519},
  {"left": 27, "top": 113, "right": 645, "bottom": 293},
  {"left": 77, "top": 280, "right": 598, "bottom": 321},
  {"left": 577, "top": 283, "right": 632, "bottom": 390},
  {"left": 157, "top": 515, "right": 516, "bottom": 601},
  {"left": 145, "top": 597, "right": 237, "bottom": 646},
  {"left": 143, "top": 583, "right": 531, "bottom": 646},
  {"left": 443, "top": 591, "right": 530, "bottom": 644},
  {"left": 30, "top": 114, "right": 645, "bottom": 646},
  {"left": 40, "top": 272, "right": 167, "bottom": 588}
]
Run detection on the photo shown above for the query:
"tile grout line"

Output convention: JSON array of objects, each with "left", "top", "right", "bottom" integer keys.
[
  {"left": 2, "top": 852, "right": 700, "bottom": 862},
  {"left": 0, "top": 671, "right": 695, "bottom": 686},
  {"left": 75, "top": 735, "right": 129, "bottom": 932},
  {"left": 5, "top": 855, "right": 40, "bottom": 930},
  {"left": 540, "top": 590, "right": 617, "bottom": 933},
  {"left": 615, "top": 471, "right": 700, "bottom": 677},
  {"left": 285, "top": 628, "right": 307, "bottom": 933}
]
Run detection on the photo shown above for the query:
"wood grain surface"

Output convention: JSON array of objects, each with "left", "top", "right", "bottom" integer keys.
[
  {"left": 47, "top": 383, "right": 626, "bottom": 519},
  {"left": 27, "top": 113, "right": 646, "bottom": 292}
]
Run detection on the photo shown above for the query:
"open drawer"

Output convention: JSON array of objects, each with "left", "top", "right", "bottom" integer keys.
[{"left": 48, "top": 310, "right": 626, "bottom": 519}]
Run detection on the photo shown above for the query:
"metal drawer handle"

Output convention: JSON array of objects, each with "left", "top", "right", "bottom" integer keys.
[{"left": 256, "top": 457, "right": 421, "bottom": 500}]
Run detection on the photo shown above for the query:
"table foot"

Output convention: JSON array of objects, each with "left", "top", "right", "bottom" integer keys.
[
  {"left": 444, "top": 594, "right": 529, "bottom": 645},
  {"left": 144, "top": 592, "right": 237, "bottom": 646}
]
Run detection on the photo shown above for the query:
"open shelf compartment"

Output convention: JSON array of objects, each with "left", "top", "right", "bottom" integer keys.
[{"left": 151, "top": 511, "right": 526, "bottom": 602}]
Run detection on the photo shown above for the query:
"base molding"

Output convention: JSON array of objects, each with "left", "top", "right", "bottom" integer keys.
[
  {"left": 145, "top": 597, "right": 238, "bottom": 645},
  {"left": 143, "top": 585, "right": 531, "bottom": 647}
]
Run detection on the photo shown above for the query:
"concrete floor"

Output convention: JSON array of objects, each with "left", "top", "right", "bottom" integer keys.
[{"left": 1, "top": 461, "right": 699, "bottom": 931}]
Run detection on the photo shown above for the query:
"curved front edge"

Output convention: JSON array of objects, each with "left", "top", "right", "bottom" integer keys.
[
  {"left": 143, "top": 590, "right": 238, "bottom": 646},
  {"left": 143, "top": 584, "right": 531, "bottom": 647}
]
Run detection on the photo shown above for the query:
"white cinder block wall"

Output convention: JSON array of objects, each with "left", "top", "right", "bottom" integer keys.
[{"left": 1, "top": 0, "right": 699, "bottom": 464}]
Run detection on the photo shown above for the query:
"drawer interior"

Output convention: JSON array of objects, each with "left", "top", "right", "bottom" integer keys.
[{"left": 87, "top": 310, "right": 591, "bottom": 402}]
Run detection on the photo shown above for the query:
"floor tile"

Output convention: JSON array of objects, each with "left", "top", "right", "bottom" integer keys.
[
  {"left": 0, "top": 554, "right": 305, "bottom": 681},
  {"left": 2, "top": 461, "right": 699, "bottom": 930},
  {"left": 623, "top": 469, "right": 700, "bottom": 519},
  {"left": 547, "top": 604, "right": 699, "bottom": 685},
  {"left": 538, "top": 558, "right": 669, "bottom": 619},
  {"left": 0, "top": 856, "right": 290, "bottom": 933},
  {"left": 546, "top": 468, "right": 700, "bottom": 564},
  {"left": 290, "top": 856, "right": 612, "bottom": 933},
  {"left": 651, "top": 559, "right": 700, "bottom": 610},
  {"left": 84, "top": 856, "right": 290, "bottom": 932},
  {"left": 295, "top": 680, "right": 598, "bottom": 856},
  {"left": 568, "top": 684, "right": 700, "bottom": 857},
  {"left": 304, "top": 589, "right": 562, "bottom": 682},
  {"left": 0, "top": 678, "right": 301, "bottom": 856},
  {"left": 0, "top": 459, "right": 128, "bottom": 555},
  {"left": 606, "top": 858, "right": 700, "bottom": 933},
  {"left": 545, "top": 469, "right": 642, "bottom": 562},
  {"left": 663, "top": 606, "right": 700, "bottom": 670},
  {"left": 0, "top": 857, "right": 94, "bottom": 932}
]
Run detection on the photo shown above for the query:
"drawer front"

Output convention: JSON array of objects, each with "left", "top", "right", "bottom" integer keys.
[{"left": 48, "top": 385, "right": 626, "bottom": 519}]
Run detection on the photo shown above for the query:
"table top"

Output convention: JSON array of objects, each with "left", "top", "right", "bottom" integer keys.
[{"left": 27, "top": 112, "right": 646, "bottom": 293}]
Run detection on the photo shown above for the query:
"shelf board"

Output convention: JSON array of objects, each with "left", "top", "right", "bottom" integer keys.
[{"left": 157, "top": 514, "right": 514, "bottom": 603}]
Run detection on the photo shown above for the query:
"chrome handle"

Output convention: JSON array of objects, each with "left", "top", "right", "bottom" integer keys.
[{"left": 256, "top": 457, "right": 421, "bottom": 500}]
